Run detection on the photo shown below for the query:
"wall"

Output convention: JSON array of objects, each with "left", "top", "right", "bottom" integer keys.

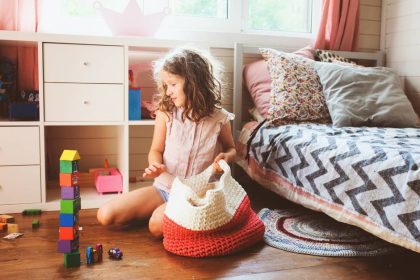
[
  {"left": 383, "top": 0, "right": 420, "bottom": 114},
  {"left": 360, "top": 0, "right": 382, "bottom": 52}
]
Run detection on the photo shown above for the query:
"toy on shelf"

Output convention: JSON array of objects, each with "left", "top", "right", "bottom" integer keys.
[
  {"left": 95, "top": 168, "right": 123, "bottom": 194},
  {"left": 108, "top": 247, "right": 123, "bottom": 260},
  {"left": 58, "top": 149, "right": 81, "bottom": 268},
  {"left": 93, "top": 159, "right": 123, "bottom": 194}
]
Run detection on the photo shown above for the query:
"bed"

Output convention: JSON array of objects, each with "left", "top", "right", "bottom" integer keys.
[{"left": 232, "top": 43, "right": 420, "bottom": 253}]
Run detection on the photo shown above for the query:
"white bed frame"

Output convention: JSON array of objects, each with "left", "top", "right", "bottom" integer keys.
[{"left": 232, "top": 42, "right": 385, "bottom": 139}]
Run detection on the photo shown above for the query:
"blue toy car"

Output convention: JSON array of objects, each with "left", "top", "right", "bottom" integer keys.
[{"left": 108, "top": 247, "right": 123, "bottom": 260}]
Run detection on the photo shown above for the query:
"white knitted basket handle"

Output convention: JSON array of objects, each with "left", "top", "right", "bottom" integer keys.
[{"left": 165, "top": 160, "right": 247, "bottom": 231}]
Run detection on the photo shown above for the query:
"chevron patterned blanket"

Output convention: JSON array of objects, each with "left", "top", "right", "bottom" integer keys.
[{"left": 237, "top": 122, "right": 420, "bottom": 252}]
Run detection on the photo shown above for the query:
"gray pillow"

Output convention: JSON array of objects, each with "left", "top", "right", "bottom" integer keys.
[{"left": 313, "top": 62, "right": 418, "bottom": 128}]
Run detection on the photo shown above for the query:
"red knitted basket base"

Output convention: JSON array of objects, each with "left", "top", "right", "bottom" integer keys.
[{"left": 163, "top": 196, "right": 265, "bottom": 257}]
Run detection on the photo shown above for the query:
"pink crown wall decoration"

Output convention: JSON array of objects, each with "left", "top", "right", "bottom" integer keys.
[{"left": 95, "top": 0, "right": 168, "bottom": 37}]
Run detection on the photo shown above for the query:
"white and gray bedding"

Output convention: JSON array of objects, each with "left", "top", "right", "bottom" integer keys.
[{"left": 237, "top": 122, "right": 420, "bottom": 252}]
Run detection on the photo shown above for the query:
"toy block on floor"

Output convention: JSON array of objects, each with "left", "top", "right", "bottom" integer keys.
[
  {"left": 0, "top": 223, "right": 7, "bottom": 231},
  {"left": 61, "top": 186, "right": 80, "bottom": 199},
  {"left": 0, "top": 214, "right": 15, "bottom": 223},
  {"left": 23, "top": 209, "right": 42, "bottom": 216},
  {"left": 59, "top": 226, "right": 79, "bottom": 240},
  {"left": 60, "top": 197, "right": 81, "bottom": 214},
  {"left": 58, "top": 237, "right": 79, "bottom": 253},
  {"left": 64, "top": 251, "right": 81, "bottom": 268},
  {"left": 32, "top": 219, "right": 40, "bottom": 229},
  {"left": 7, "top": 223, "right": 19, "bottom": 233},
  {"left": 59, "top": 213, "right": 79, "bottom": 227},
  {"left": 59, "top": 173, "right": 79, "bottom": 187}
]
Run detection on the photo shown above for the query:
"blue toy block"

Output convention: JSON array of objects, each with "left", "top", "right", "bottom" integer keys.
[{"left": 59, "top": 213, "right": 79, "bottom": 227}]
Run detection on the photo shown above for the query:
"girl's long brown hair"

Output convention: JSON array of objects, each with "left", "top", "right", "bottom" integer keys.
[{"left": 153, "top": 48, "right": 222, "bottom": 122}]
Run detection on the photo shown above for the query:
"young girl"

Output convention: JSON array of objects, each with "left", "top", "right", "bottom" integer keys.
[{"left": 97, "top": 48, "right": 237, "bottom": 237}]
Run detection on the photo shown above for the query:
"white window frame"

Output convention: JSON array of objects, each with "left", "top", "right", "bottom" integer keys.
[{"left": 39, "top": 0, "right": 322, "bottom": 47}]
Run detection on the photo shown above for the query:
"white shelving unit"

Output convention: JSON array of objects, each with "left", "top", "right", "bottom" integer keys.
[{"left": 0, "top": 31, "right": 209, "bottom": 213}]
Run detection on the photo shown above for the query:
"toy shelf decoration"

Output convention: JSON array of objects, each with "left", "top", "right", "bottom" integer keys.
[{"left": 58, "top": 150, "right": 81, "bottom": 268}]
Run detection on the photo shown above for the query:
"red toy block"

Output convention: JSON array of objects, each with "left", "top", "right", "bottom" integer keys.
[{"left": 59, "top": 226, "right": 78, "bottom": 240}]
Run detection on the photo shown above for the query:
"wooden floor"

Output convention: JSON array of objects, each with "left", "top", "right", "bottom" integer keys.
[{"left": 1, "top": 176, "right": 419, "bottom": 279}]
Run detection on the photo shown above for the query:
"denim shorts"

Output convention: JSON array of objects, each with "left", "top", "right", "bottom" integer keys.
[{"left": 155, "top": 187, "right": 170, "bottom": 202}]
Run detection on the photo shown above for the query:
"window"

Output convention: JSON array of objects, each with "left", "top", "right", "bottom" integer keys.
[{"left": 39, "top": 0, "right": 321, "bottom": 38}]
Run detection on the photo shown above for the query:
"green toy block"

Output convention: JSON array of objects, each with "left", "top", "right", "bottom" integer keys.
[
  {"left": 60, "top": 160, "right": 72, "bottom": 173},
  {"left": 64, "top": 251, "right": 81, "bottom": 268},
  {"left": 60, "top": 160, "right": 79, "bottom": 174},
  {"left": 23, "top": 209, "right": 42, "bottom": 216},
  {"left": 32, "top": 219, "right": 40, "bottom": 229},
  {"left": 60, "top": 198, "right": 81, "bottom": 214}
]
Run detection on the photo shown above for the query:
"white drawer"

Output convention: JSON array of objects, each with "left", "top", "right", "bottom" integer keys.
[
  {"left": 0, "top": 166, "right": 41, "bottom": 204},
  {"left": 44, "top": 83, "right": 124, "bottom": 122},
  {"left": 43, "top": 43, "right": 124, "bottom": 83},
  {"left": 0, "top": 127, "right": 40, "bottom": 165}
]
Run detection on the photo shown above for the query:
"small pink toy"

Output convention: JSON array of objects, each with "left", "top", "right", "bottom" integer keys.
[{"left": 95, "top": 168, "right": 123, "bottom": 194}]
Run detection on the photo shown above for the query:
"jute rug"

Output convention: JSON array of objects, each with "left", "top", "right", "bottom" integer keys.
[{"left": 258, "top": 208, "right": 400, "bottom": 257}]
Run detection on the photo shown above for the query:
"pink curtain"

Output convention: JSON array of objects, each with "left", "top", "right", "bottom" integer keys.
[
  {"left": 314, "top": 0, "right": 360, "bottom": 51},
  {"left": 0, "top": 0, "right": 39, "bottom": 92}
]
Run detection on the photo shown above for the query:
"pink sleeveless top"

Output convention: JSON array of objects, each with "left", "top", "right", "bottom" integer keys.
[{"left": 153, "top": 107, "right": 234, "bottom": 192}]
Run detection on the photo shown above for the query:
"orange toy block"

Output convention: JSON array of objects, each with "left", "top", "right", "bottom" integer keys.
[
  {"left": 60, "top": 173, "right": 79, "bottom": 187},
  {"left": 59, "top": 226, "right": 79, "bottom": 240},
  {"left": 0, "top": 223, "right": 7, "bottom": 231}
]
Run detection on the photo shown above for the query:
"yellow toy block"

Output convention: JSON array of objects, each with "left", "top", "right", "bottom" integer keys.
[{"left": 7, "top": 223, "right": 19, "bottom": 233}]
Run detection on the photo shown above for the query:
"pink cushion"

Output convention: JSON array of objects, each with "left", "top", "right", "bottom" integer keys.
[{"left": 243, "top": 45, "right": 315, "bottom": 117}]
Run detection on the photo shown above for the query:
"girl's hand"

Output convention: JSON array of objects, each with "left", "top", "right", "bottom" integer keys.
[
  {"left": 213, "top": 153, "right": 228, "bottom": 173},
  {"left": 142, "top": 163, "right": 166, "bottom": 179}
]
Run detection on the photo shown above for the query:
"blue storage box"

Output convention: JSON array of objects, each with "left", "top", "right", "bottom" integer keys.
[{"left": 129, "top": 89, "right": 141, "bottom": 120}]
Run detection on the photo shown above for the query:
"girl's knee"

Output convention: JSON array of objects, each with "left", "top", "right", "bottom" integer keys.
[
  {"left": 97, "top": 206, "right": 114, "bottom": 226},
  {"left": 148, "top": 213, "right": 163, "bottom": 238}
]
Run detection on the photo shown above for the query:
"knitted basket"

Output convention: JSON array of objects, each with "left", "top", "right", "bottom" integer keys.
[{"left": 162, "top": 160, "right": 265, "bottom": 257}]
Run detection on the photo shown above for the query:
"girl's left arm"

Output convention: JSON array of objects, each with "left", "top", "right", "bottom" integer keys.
[{"left": 214, "top": 121, "right": 237, "bottom": 164}]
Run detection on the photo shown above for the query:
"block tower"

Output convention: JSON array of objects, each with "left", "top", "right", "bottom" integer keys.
[{"left": 58, "top": 150, "right": 81, "bottom": 268}]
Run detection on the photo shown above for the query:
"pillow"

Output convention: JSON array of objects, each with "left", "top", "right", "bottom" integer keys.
[
  {"left": 259, "top": 48, "right": 331, "bottom": 125},
  {"left": 243, "top": 45, "right": 315, "bottom": 118},
  {"left": 243, "top": 60, "right": 271, "bottom": 117},
  {"left": 315, "top": 49, "right": 355, "bottom": 64},
  {"left": 313, "top": 62, "right": 419, "bottom": 128}
]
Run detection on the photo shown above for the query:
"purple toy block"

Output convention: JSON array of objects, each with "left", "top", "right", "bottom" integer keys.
[
  {"left": 58, "top": 237, "right": 79, "bottom": 253},
  {"left": 61, "top": 186, "right": 80, "bottom": 199}
]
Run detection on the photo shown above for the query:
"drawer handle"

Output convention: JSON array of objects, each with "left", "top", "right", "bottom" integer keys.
[
  {"left": 83, "top": 61, "right": 90, "bottom": 66},
  {"left": 83, "top": 100, "right": 89, "bottom": 105}
]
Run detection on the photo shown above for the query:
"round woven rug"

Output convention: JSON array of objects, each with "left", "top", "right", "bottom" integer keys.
[{"left": 258, "top": 208, "right": 400, "bottom": 257}]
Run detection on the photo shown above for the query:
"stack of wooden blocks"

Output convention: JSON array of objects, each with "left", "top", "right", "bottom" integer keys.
[{"left": 57, "top": 150, "right": 81, "bottom": 268}]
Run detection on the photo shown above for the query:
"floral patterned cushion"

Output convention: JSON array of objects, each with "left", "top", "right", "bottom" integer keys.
[{"left": 259, "top": 48, "right": 331, "bottom": 126}]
